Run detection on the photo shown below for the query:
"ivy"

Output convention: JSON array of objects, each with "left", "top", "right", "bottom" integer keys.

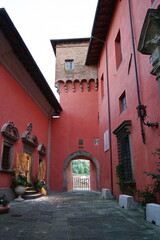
[
  {"left": 137, "top": 185, "right": 156, "bottom": 206},
  {"left": 116, "top": 164, "right": 135, "bottom": 195},
  {"left": 116, "top": 164, "right": 125, "bottom": 192}
]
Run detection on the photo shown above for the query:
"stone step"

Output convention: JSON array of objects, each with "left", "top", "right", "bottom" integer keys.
[
  {"left": 22, "top": 192, "right": 42, "bottom": 200},
  {"left": 22, "top": 186, "right": 42, "bottom": 200},
  {"left": 24, "top": 189, "right": 38, "bottom": 195}
]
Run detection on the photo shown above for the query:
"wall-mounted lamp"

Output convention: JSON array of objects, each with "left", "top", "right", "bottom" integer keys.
[{"left": 136, "top": 105, "right": 158, "bottom": 128}]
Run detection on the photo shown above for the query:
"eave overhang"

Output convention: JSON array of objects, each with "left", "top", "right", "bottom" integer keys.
[
  {"left": 85, "top": 0, "right": 117, "bottom": 66},
  {"left": 50, "top": 38, "right": 90, "bottom": 55},
  {"left": 0, "top": 8, "right": 62, "bottom": 114}
]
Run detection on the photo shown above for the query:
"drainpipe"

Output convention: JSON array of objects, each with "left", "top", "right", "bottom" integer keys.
[
  {"left": 105, "top": 44, "right": 113, "bottom": 194},
  {"left": 128, "top": 0, "right": 146, "bottom": 144},
  {"left": 47, "top": 110, "right": 53, "bottom": 189},
  {"left": 91, "top": 36, "right": 113, "bottom": 194}
]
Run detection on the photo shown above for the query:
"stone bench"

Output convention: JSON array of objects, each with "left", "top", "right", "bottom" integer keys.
[
  {"left": 102, "top": 188, "right": 113, "bottom": 199},
  {"left": 146, "top": 203, "right": 160, "bottom": 227},
  {"left": 119, "top": 194, "right": 137, "bottom": 210}
]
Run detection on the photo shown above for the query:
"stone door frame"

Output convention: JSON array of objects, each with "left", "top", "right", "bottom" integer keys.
[{"left": 63, "top": 150, "right": 100, "bottom": 191}]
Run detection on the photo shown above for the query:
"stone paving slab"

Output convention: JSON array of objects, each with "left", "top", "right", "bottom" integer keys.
[{"left": 0, "top": 191, "right": 160, "bottom": 240}]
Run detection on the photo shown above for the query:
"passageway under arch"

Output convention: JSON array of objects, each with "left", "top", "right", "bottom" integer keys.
[{"left": 63, "top": 150, "right": 100, "bottom": 191}]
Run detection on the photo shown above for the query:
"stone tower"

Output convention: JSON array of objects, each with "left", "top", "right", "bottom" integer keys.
[
  {"left": 50, "top": 38, "right": 100, "bottom": 191},
  {"left": 51, "top": 38, "right": 97, "bottom": 95}
]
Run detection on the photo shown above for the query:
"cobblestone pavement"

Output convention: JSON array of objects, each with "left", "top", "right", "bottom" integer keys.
[{"left": 0, "top": 191, "right": 160, "bottom": 240}]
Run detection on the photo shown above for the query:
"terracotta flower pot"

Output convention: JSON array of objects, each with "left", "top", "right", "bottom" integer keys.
[{"left": 0, "top": 204, "right": 10, "bottom": 214}]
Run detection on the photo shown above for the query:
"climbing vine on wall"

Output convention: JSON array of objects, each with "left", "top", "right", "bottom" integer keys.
[{"left": 116, "top": 163, "right": 135, "bottom": 196}]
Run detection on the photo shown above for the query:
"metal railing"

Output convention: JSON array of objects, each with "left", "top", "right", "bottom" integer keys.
[{"left": 73, "top": 175, "right": 90, "bottom": 190}]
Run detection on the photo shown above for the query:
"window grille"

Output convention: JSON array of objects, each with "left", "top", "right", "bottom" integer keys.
[
  {"left": 113, "top": 120, "right": 134, "bottom": 183},
  {"left": 1, "top": 143, "right": 12, "bottom": 170}
]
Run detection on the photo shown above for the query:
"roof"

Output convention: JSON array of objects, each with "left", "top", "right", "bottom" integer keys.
[
  {"left": 0, "top": 8, "right": 62, "bottom": 114},
  {"left": 86, "top": 0, "right": 117, "bottom": 65},
  {"left": 51, "top": 38, "right": 90, "bottom": 55}
]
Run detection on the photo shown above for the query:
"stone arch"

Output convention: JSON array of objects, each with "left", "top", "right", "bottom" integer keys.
[{"left": 63, "top": 150, "right": 100, "bottom": 191}]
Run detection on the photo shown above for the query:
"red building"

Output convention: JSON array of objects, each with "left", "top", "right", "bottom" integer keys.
[
  {"left": 50, "top": 0, "right": 160, "bottom": 203},
  {"left": 85, "top": 0, "right": 160, "bottom": 200},
  {"left": 1, "top": 0, "right": 160, "bottom": 203},
  {"left": 0, "top": 8, "right": 62, "bottom": 199}
]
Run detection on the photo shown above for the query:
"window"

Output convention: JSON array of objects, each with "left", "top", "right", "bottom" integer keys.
[
  {"left": 1, "top": 121, "right": 19, "bottom": 172},
  {"left": 38, "top": 143, "right": 47, "bottom": 166},
  {"left": 101, "top": 74, "right": 104, "bottom": 100},
  {"left": 113, "top": 120, "right": 134, "bottom": 183},
  {"left": 115, "top": 30, "right": 122, "bottom": 70},
  {"left": 119, "top": 91, "right": 127, "bottom": 113},
  {"left": 65, "top": 60, "right": 74, "bottom": 70},
  {"left": 104, "top": 130, "right": 109, "bottom": 152},
  {"left": 78, "top": 139, "right": 84, "bottom": 149},
  {"left": 78, "top": 139, "right": 84, "bottom": 145},
  {"left": 94, "top": 138, "right": 99, "bottom": 145},
  {"left": 1, "top": 141, "right": 13, "bottom": 170}
]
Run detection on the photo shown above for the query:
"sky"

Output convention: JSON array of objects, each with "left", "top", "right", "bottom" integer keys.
[{"left": 0, "top": 0, "right": 98, "bottom": 99}]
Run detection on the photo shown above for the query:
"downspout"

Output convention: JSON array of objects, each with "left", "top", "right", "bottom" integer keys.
[
  {"left": 47, "top": 110, "right": 53, "bottom": 189},
  {"left": 91, "top": 35, "right": 113, "bottom": 194},
  {"left": 128, "top": 0, "right": 146, "bottom": 144},
  {"left": 105, "top": 44, "right": 113, "bottom": 194}
]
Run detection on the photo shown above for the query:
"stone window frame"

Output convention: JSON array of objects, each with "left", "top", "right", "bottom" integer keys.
[
  {"left": 113, "top": 120, "right": 135, "bottom": 183},
  {"left": 21, "top": 123, "right": 38, "bottom": 183},
  {"left": 38, "top": 143, "right": 47, "bottom": 164},
  {"left": 21, "top": 123, "right": 38, "bottom": 149},
  {"left": 1, "top": 121, "right": 19, "bottom": 172}
]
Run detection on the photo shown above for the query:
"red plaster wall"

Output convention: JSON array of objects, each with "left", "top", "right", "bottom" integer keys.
[
  {"left": 90, "top": 160, "right": 97, "bottom": 191},
  {"left": 0, "top": 65, "right": 49, "bottom": 188},
  {"left": 51, "top": 80, "right": 100, "bottom": 191},
  {"left": 98, "top": 0, "right": 160, "bottom": 200}
]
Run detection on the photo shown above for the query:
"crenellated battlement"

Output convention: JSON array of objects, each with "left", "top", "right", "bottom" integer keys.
[{"left": 55, "top": 78, "right": 98, "bottom": 93}]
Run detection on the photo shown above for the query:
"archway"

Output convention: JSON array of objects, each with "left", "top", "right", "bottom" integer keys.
[{"left": 63, "top": 150, "right": 100, "bottom": 191}]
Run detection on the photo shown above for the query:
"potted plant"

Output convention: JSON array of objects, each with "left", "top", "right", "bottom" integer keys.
[
  {"left": 0, "top": 194, "right": 10, "bottom": 214},
  {"left": 13, "top": 174, "right": 29, "bottom": 201},
  {"left": 35, "top": 160, "right": 46, "bottom": 195}
]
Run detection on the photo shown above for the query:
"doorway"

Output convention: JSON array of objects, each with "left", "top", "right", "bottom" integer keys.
[
  {"left": 72, "top": 159, "right": 90, "bottom": 190},
  {"left": 63, "top": 150, "right": 100, "bottom": 191}
]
